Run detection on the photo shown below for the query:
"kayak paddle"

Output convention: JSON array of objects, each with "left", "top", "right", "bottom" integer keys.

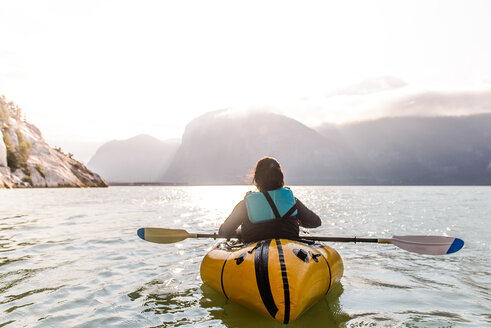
[
  {"left": 137, "top": 227, "right": 219, "bottom": 245},
  {"left": 136, "top": 227, "right": 464, "bottom": 255},
  {"left": 303, "top": 235, "right": 464, "bottom": 255}
]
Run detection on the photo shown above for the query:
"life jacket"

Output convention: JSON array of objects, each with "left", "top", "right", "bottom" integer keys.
[{"left": 245, "top": 187, "right": 298, "bottom": 223}]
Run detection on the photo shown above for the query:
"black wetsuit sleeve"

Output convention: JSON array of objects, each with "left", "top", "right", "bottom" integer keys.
[
  {"left": 295, "top": 198, "right": 321, "bottom": 228},
  {"left": 218, "top": 200, "right": 247, "bottom": 238}
]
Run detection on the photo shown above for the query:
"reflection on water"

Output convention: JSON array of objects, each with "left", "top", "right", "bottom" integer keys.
[
  {"left": 139, "top": 283, "right": 348, "bottom": 328},
  {"left": 0, "top": 186, "right": 490, "bottom": 327}
]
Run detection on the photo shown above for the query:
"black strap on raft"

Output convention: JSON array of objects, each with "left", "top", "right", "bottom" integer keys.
[
  {"left": 275, "top": 239, "right": 291, "bottom": 324},
  {"left": 262, "top": 191, "right": 297, "bottom": 219},
  {"left": 316, "top": 247, "right": 332, "bottom": 295},
  {"left": 254, "top": 240, "right": 278, "bottom": 318},
  {"left": 220, "top": 253, "right": 232, "bottom": 299}
]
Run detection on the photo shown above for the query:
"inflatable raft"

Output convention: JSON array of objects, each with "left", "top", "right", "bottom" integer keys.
[{"left": 200, "top": 238, "right": 343, "bottom": 323}]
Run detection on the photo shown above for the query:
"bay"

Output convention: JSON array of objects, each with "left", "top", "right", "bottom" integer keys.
[{"left": 0, "top": 186, "right": 490, "bottom": 327}]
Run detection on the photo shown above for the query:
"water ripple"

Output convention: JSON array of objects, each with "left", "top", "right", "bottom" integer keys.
[{"left": 0, "top": 186, "right": 489, "bottom": 327}]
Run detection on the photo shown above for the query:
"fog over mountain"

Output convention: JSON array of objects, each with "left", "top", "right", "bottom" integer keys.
[
  {"left": 85, "top": 104, "right": 491, "bottom": 185},
  {"left": 280, "top": 77, "right": 491, "bottom": 126},
  {"left": 87, "top": 135, "right": 179, "bottom": 183},
  {"left": 161, "top": 111, "right": 491, "bottom": 185},
  {"left": 380, "top": 88, "right": 491, "bottom": 118},
  {"left": 162, "top": 110, "right": 354, "bottom": 185}
]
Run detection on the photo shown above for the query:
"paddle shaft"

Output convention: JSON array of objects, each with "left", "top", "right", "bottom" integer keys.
[
  {"left": 300, "top": 236, "right": 390, "bottom": 243},
  {"left": 192, "top": 233, "right": 389, "bottom": 244},
  {"left": 195, "top": 233, "right": 220, "bottom": 239}
]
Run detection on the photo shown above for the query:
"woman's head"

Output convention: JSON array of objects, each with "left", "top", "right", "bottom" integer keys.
[{"left": 252, "top": 157, "right": 284, "bottom": 191}]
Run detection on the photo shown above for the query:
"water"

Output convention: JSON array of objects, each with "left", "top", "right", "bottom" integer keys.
[{"left": 0, "top": 186, "right": 490, "bottom": 327}]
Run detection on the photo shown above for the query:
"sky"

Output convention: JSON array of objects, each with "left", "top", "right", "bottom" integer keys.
[{"left": 1, "top": 0, "right": 491, "bottom": 162}]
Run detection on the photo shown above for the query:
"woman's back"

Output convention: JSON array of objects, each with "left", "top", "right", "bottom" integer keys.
[{"left": 218, "top": 157, "right": 321, "bottom": 242}]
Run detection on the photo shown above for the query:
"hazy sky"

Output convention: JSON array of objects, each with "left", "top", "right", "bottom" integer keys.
[{"left": 1, "top": 0, "right": 491, "bottom": 162}]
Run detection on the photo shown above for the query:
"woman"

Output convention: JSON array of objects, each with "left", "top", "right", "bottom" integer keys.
[{"left": 219, "top": 157, "right": 321, "bottom": 242}]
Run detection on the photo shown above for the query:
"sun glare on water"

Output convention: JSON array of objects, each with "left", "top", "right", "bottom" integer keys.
[{"left": 174, "top": 185, "right": 252, "bottom": 230}]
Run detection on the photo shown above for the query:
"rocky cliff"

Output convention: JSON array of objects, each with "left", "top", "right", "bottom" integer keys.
[{"left": 0, "top": 96, "right": 107, "bottom": 188}]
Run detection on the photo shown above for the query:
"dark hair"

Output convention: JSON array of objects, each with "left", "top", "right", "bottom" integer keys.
[{"left": 252, "top": 157, "right": 284, "bottom": 191}]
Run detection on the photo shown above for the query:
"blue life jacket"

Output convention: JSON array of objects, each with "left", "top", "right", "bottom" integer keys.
[{"left": 245, "top": 187, "right": 298, "bottom": 223}]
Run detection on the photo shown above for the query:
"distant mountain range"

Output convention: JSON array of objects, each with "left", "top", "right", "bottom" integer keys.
[
  {"left": 88, "top": 110, "right": 491, "bottom": 185},
  {"left": 87, "top": 134, "right": 179, "bottom": 183},
  {"left": 317, "top": 114, "right": 491, "bottom": 185}
]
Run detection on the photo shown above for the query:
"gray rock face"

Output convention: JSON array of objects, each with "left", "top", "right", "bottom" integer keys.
[{"left": 0, "top": 103, "right": 107, "bottom": 188}]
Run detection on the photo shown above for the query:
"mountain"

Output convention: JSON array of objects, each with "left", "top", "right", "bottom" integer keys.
[
  {"left": 0, "top": 96, "right": 107, "bottom": 188},
  {"left": 87, "top": 134, "right": 179, "bottom": 183},
  {"left": 316, "top": 114, "right": 491, "bottom": 185},
  {"left": 162, "top": 110, "right": 352, "bottom": 185},
  {"left": 162, "top": 110, "right": 491, "bottom": 185}
]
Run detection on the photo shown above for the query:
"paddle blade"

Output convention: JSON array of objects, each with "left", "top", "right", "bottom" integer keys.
[
  {"left": 390, "top": 235, "right": 464, "bottom": 255},
  {"left": 137, "top": 227, "right": 195, "bottom": 244}
]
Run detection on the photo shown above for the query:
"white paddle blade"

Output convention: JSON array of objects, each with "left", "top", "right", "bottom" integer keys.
[{"left": 391, "top": 235, "right": 464, "bottom": 255}]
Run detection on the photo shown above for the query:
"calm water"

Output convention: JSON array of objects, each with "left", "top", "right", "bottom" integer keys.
[{"left": 0, "top": 186, "right": 490, "bottom": 327}]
